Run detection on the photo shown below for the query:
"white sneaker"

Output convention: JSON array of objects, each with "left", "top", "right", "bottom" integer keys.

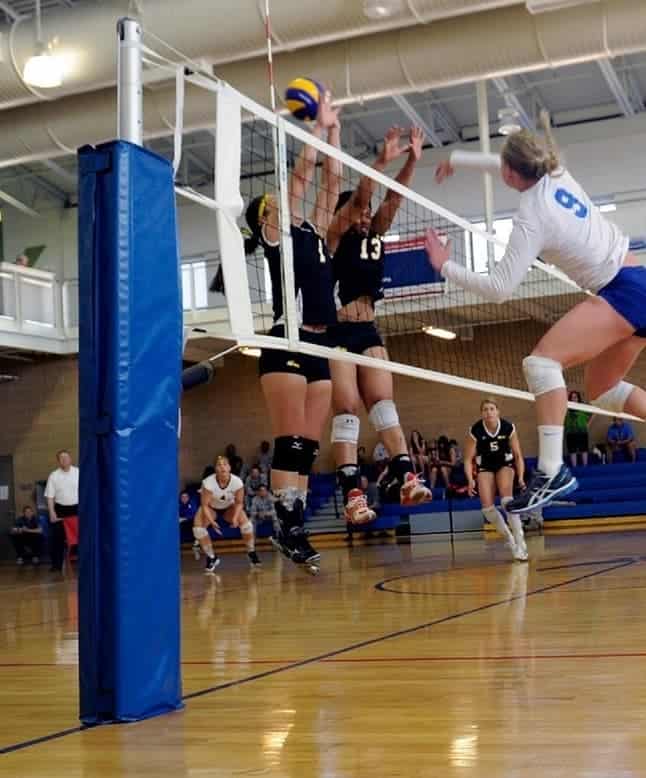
[
  {"left": 510, "top": 536, "right": 529, "bottom": 562},
  {"left": 344, "top": 489, "right": 376, "bottom": 525}
]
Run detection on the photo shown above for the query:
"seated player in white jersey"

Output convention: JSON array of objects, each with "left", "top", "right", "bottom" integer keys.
[
  {"left": 193, "top": 456, "right": 261, "bottom": 572},
  {"left": 464, "top": 399, "right": 528, "bottom": 562},
  {"left": 326, "top": 126, "right": 432, "bottom": 524},
  {"left": 425, "top": 110, "right": 646, "bottom": 512}
]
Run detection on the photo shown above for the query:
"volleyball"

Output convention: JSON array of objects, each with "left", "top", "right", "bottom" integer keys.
[{"left": 284, "top": 77, "right": 323, "bottom": 121}]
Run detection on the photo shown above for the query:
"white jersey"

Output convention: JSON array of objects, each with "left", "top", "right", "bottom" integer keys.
[
  {"left": 202, "top": 473, "right": 243, "bottom": 510},
  {"left": 44, "top": 466, "right": 79, "bottom": 505},
  {"left": 444, "top": 152, "right": 629, "bottom": 302}
]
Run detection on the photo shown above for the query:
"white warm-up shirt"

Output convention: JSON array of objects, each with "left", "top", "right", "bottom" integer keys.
[
  {"left": 44, "top": 466, "right": 79, "bottom": 505},
  {"left": 443, "top": 151, "right": 629, "bottom": 302},
  {"left": 202, "top": 474, "right": 243, "bottom": 510}
]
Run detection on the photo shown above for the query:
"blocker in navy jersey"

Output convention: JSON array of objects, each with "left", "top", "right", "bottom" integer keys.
[
  {"left": 259, "top": 220, "right": 337, "bottom": 327},
  {"left": 470, "top": 418, "right": 515, "bottom": 473},
  {"left": 329, "top": 320, "right": 384, "bottom": 355},
  {"left": 332, "top": 228, "right": 385, "bottom": 308}
]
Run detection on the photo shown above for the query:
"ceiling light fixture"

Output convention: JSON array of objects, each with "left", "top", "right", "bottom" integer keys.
[
  {"left": 362, "top": 0, "right": 404, "bottom": 20},
  {"left": 23, "top": 0, "right": 62, "bottom": 89},
  {"left": 422, "top": 326, "right": 457, "bottom": 341},
  {"left": 498, "top": 107, "right": 522, "bottom": 136},
  {"left": 239, "top": 347, "right": 262, "bottom": 358}
]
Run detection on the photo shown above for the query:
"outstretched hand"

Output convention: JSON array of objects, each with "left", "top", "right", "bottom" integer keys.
[
  {"left": 435, "top": 160, "right": 455, "bottom": 184},
  {"left": 408, "top": 126, "right": 425, "bottom": 162},
  {"left": 380, "top": 126, "right": 410, "bottom": 165},
  {"left": 316, "top": 89, "right": 341, "bottom": 130},
  {"left": 424, "top": 228, "right": 452, "bottom": 273}
]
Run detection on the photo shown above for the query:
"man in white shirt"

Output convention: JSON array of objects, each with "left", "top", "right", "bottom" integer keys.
[{"left": 44, "top": 450, "right": 79, "bottom": 572}]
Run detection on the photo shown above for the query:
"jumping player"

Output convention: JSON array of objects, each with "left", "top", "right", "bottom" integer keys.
[
  {"left": 327, "top": 126, "right": 432, "bottom": 523},
  {"left": 426, "top": 111, "right": 646, "bottom": 512},
  {"left": 193, "top": 456, "right": 262, "bottom": 572},
  {"left": 243, "top": 88, "right": 341, "bottom": 568},
  {"left": 464, "top": 399, "right": 528, "bottom": 562}
]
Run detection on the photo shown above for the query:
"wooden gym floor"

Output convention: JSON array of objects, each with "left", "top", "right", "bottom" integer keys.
[{"left": 1, "top": 530, "right": 646, "bottom": 777}]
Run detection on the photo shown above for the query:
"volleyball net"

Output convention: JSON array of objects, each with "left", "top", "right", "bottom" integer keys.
[{"left": 159, "top": 63, "right": 594, "bottom": 410}]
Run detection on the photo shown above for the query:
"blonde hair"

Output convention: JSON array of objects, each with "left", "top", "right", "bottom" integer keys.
[
  {"left": 501, "top": 110, "right": 560, "bottom": 181},
  {"left": 480, "top": 397, "right": 499, "bottom": 412}
]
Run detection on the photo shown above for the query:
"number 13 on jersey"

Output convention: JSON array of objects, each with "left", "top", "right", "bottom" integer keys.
[{"left": 360, "top": 236, "right": 382, "bottom": 261}]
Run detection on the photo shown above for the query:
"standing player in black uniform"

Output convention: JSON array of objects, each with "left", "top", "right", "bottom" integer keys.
[
  {"left": 326, "top": 126, "right": 431, "bottom": 524},
  {"left": 243, "top": 89, "right": 340, "bottom": 570},
  {"left": 464, "top": 399, "right": 528, "bottom": 562}
]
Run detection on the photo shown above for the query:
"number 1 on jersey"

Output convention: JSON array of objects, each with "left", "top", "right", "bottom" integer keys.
[{"left": 318, "top": 238, "right": 326, "bottom": 264}]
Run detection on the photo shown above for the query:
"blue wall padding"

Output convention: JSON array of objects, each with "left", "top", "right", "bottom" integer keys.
[{"left": 78, "top": 141, "right": 183, "bottom": 725}]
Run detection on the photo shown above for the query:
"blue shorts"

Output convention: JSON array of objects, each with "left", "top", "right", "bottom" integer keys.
[{"left": 597, "top": 267, "right": 646, "bottom": 338}]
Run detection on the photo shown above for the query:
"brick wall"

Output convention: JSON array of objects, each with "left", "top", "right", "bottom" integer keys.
[
  {"left": 3, "top": 319, "right": 646, "bottom": 503},
  {"left": 0, "top": 356, "right": 79, "bottom": 508}
]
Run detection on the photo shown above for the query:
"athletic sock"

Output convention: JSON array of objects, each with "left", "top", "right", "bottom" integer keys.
[{"left": 537, "top": 425, "right": 564, "bottom": 477}]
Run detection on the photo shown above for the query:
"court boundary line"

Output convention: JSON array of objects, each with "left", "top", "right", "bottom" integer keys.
[{"left": 0, "top": 557, "right": 634, "bottom": 756}]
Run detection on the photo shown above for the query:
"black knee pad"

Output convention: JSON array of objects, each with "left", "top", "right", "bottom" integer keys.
[
  {"left": 272, "top": 436, "right": 305, "bottom": 474},
  {"left": 299, "top": 438, "right": 319, "bottom": 476}
]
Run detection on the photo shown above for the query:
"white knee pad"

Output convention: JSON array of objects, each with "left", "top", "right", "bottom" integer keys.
[
  {"left": 193, "top": 526, "right": 208, "bottom": 540},
  {"left": 239, "top": 519, "right": 253, "bottom": 535},
  {"left": 522, "top": 355, "right": 565, "bottom": 397},
  {"left": 369, "top": 399, "right": 400, "bottom": 432},
  {"left": 331, "top": 414, "right": 360, "bottom": 445},
  {"left": 591, "top": 381, "right": 634, "bottom": 413}
]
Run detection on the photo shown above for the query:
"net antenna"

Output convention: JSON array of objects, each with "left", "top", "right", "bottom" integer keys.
[{"left": 132, "top": 29, "right": 626, "bottom": 419}]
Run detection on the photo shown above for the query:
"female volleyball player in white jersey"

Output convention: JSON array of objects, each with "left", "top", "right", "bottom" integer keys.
[
  {"left": 194, "top": 456, "right": 261, "bottom": 572},
  {"left": 326, "top": 126, "right": 432, "bottom": 524},
  {"left": 425, "top": 112, "right": 646, "bottom": 512},
  {"left": 242, "top": 89, "right": 341, "bottom": 569}
]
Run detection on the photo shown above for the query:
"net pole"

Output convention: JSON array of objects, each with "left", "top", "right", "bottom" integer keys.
[
  {"left": 117, "top": 17, "right": 143, "bottom": 145},
  {"left": 476, "top": 80, "right": 496, "bottom": 272}
]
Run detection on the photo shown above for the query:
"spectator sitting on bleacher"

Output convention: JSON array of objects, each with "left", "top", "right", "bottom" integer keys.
[
  {"left": 360, "top": 475, "right": 380, "bottom": 512},
  {"left": 409, "top": 430, "right": 427, "bottom": 475},
  {"left": 245, "top": 466, "right": 267, "bottom": 511},
  {"left": 225, "top": 444, "right": 244, "bottom": 477},
  {"left": 565, "top": 390, "right": 591, "bottom": 467},
  {"left": 251, "top": 485, "right": 276, "bottom": 526},
  {"left": 607, "top": 417, "right": 637, "bottom": 463},
  {"left": 179, "top": 490, "right": 198, "bottom": 545},
  {"left": 9, "top": 505, "right": 43, "bottom": 565},
  {"left": 257, "top": 440, "right": 272, "bottom": 479},
  {"left": 179, "top": 491, "right": 198, "bottom": 523}
]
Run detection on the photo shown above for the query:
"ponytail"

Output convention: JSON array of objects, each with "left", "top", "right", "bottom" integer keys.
[{"left": 501, "top": 110, "right": 561, "bottom": 181}]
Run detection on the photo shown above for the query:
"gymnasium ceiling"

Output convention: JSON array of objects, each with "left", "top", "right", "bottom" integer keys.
[{"left": 0, "top": 0, "right": 645, "bottom": 211}]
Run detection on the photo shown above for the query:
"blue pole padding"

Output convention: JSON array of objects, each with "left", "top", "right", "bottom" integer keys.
[{"left": 78, "top": 141, "right": 183, "bottom": 724}]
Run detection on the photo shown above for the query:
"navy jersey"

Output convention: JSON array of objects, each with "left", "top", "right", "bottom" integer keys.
[
  {"left": 469, "top": 418, "right": 515, "bottom": 471},
  {"left": 259, "top": 221, "right": 337, "bottom": 327},
  {"left": 332, "top": 229, "right": 385, "bottom": 307}
]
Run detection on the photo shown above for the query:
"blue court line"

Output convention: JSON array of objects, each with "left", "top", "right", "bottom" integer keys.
[
  {"left": 1, "top": 557, "right": 635, "bottom": 755},
  {"left": 536, "top": 557, "right": 637, "bottom": 572}
]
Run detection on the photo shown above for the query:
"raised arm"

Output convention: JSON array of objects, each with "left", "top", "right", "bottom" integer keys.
[
  {"left": 327, "top": 126, "right": 411, "bottom": 254},
  {"left": 290, "top": 90, "right": 339, "bottom": 226},
  {"left": 435, "top": 150, "right": 502, "bottom": 184},
  {"left": 371, "top": 126, "right": 425, "bottom": 235},
  {"left": 424, "top": 214, "right": 543, "bottom": 304},
  {"left": 311, "top": 110, "right": 342, "bottom": 236}
]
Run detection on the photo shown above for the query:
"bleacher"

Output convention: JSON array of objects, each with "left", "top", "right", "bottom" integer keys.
[
  {"left": 190, "top": 452, "right": 646, "bottom": 546},
  {"left": 347, "top": 450, "right": 646, "bottom": 535}
]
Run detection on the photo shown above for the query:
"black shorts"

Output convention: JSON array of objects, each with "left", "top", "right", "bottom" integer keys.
[
  {"left": 328, "top": 320, "right": 384, "bottom": 355},
  {"left": 259, "top": 325, "right": 331, "bottom": 383},
  {"left": 477, "top": 463, "right": 514, "bottom": 475},
  {"left": 566, "top": 431, "right": 589, "bottom": 454}
]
